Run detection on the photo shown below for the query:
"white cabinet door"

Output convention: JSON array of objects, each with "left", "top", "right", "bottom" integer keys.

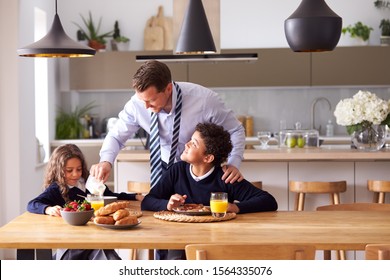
[
  {"left": 115, "top": 161, "right": 150, "bottom": 193},
  {"left": 288, "top": 162, "right": 355, "bottom": 211},
  {"left": 240, "top": 162, "right": 288, "bottom": 210}
]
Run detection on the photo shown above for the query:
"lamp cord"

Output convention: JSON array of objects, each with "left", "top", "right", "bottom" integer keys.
[{"left": 55, "top": 0, "right": 57, "bottom": 14}]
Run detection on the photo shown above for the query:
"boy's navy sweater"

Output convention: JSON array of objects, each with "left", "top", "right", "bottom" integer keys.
[{"left": 142, "top": 161, "right": 278, "bottom": 213}]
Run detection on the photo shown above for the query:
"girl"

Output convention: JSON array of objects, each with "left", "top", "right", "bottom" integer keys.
[{"left": 27, "top": 144, "right": 140, "bottom": 260}]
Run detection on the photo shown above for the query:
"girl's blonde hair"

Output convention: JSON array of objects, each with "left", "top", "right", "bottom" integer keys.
[{"left": 43, "top": 144, "right": 89, "bottom": 201}]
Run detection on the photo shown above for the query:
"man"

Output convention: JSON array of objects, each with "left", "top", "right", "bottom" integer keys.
[{"left": 90, "top": 60, "right": 246, "bottom": 185}]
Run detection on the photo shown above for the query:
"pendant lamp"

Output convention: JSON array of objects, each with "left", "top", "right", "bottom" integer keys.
[
  {"left": 284, "top": 0, "right": 342, "bottom": 52},
  {"left": 175, "top": 0, "right": 216, "bottom": 54},
  {"left": 17, "top": 0, "right": 96, "bottom": 58}
]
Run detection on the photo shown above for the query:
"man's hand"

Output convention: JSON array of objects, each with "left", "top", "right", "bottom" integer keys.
[
  {"left": 221, "top": 165, "right": 244, "bottom": 184},
  {"left": 89, "top": 161, "right": 112, "bottom": 183},
  {"left": 167, "top": 194, "right": 187, "bottom": 211}
]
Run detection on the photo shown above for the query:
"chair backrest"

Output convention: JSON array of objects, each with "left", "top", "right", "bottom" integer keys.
[
  {"left": 367, "top": 180, "right": 390, "bottom": 193},
  {"left": 185, "top": 243, "right": 316, "bottom": 260},
  {"left": 250, "top": 181, "right": 262, "bottom": 189},
  {"left": 365, "top": 244, "right": 390, "bottom": 260},
  {"left": 289, "top": 181, "right": 347, "bottom": 194},
  {"left": 127, "top": 181, "right": 150, "bottom": 194},
  {"left": 316, "top": 203, "right": 390, "bottom": 211}
]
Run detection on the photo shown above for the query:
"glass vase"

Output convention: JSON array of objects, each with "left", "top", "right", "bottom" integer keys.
[{"left": 351, "top": 124, "right": 386, "bottom": 151}]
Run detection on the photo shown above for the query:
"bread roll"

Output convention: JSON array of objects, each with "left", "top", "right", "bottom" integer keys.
[
  {"left": 94, "top": 216, "right": 115, "bottom": 225},
  {"left": 115, "top": 215, "right": 138, "bottom": 225},
  {"left": 95, "top": 201, "right": 131, "bottom": 216},
  {"left": 113, "top": 209, "right": 130, "bottom": 221}
]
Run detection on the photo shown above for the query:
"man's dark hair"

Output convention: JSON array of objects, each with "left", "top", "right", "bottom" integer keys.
[
  {"left": 195, "top": 123, "right": 232, "bottom": 166},
  {"left": 132, "top": 60, "right": 171, "bottom": 92}
]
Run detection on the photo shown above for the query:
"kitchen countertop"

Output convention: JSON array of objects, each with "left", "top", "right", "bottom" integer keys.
[
  {"left": 51, "top": 136, "right": 357, "bottom": 147},
  {"left": 116, "top": 146, "right": 390, "bottom": 162}
]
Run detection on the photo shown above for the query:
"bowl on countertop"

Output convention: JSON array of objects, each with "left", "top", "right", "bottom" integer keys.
[{"left": 60, "top": 209, "right": 94, "bottom": 226}]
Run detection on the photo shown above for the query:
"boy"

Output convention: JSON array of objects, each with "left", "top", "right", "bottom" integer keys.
[{"left": 142, "top": 123, "right": 278, "bottom": 259}]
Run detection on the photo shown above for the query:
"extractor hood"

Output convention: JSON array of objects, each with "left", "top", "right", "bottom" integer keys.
[{"left": 135, "top": 53, "right": 258, "bottom": 63}]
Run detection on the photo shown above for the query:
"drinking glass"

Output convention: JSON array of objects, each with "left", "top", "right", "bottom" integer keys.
[
  {"left": 87, "top": 194, "right": 104, "bottom": 212},
  {"left": 257, "top": 131, "right": 271, "bottom": 149},
  {"left": 210, "top": 192, "right": 228, "bottom": 218}
]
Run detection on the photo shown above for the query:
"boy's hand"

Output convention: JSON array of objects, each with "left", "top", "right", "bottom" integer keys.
[{"left": 167, "top": 194, "right": 187, "bottom": 211}]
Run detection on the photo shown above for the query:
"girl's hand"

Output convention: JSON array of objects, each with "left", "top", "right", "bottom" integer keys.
[
  {"left": 45, "top": 205, "right": 62, "bottom": 217},
  {"left": 167, "top": 194, "right": 187, "bottom": 211}
]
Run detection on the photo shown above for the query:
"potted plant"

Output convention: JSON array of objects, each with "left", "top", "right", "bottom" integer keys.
[
  {"left": 342, "top": 21, "right": 373, "bottom": 44},
  {"left": 379, "top": 19, "right": 390, "bottom": 45},
  {"left": 73, "top": 11, "right": 113, "bottom": 51},
  {"left": 111, "top": 20, "right": 130, "bottom": 51},
  {"left": 55, "top": 102, "right": 97, "bottom": 139}
]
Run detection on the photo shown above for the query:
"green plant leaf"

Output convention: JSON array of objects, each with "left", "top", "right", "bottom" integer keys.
[{"left": 55, "top": 102, "right": 97, "bottom": 139}]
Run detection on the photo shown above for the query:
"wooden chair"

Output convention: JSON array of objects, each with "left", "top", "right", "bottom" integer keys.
[
  {"left": 317, "top": 203, "right": 390, "bottom": 260},
  {"left": 365, "top": 244, "right": 390, "bottom": 260},
  {"left": 127, "top": 181, "right": 152, "bottom": 260},
  {"left": 367, "top": 180, "right": 390, "bottom": 203},
  {"left": 127, "top": 181, "right": 150, "bottom": 195},
  {"left": 250, "top": 181, "right": 262, "bottom": 189},
  {"left": 289, "top": 181, "right": 347, "bottom": 211},
  {"left": 185, "top": 243, "right": 316, "bottom": 260}
]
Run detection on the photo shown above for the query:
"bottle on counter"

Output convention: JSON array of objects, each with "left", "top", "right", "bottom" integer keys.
[
  {"left": 245, "top": 115, "right": 254, "bottom": 137},
  {"left": 326, "top": 119, "right": 334, "bottom": 137}
]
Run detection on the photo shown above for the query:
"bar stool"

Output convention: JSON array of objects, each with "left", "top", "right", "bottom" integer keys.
[
  {"left": 289, "top": 181, "right": 347, "bottom": 211},
  {"left": 367, "top": 180, "right": 390, "bottom": 204},
  {"left": 289, "top": 180, "right": 347, "bottom": 260},
  {"left": 250, "top": 181, "right": 262, "bottom": 189}
]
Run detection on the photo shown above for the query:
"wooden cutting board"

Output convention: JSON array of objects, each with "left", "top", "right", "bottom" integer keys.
[
  {"left": 144, "top": 6, "right": 173, "bottom": 51},
  {"left": 144, "top": 16, "right": 164, "bottom": 51}
]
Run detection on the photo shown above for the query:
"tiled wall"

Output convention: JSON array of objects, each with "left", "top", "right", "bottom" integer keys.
[{"left": 66, "top": 86, "right": 390, "bottom": 137}]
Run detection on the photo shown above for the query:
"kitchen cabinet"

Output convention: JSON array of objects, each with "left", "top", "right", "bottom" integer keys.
[
  {"left": 311, "top": 46, "right": 390, "bottom": 86},
  {"left": 69, "top": 51, "right": 188, "bottom": 90},
  {"left": 68, "top": 47, "right": 390, "bottom": 90},
  {"left": 188, "top": 48, "right": 311, "bottom": 87}
]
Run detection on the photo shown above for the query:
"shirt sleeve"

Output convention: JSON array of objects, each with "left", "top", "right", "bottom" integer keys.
[
  {"left": 203, "top": 92, "right": 246, "bottom": 168},
  {"left": 229, "top": 180, "right": 278, "bottom": 213},
  {"left": 99, "top": 97, "right": 144, "bottom": 165}
]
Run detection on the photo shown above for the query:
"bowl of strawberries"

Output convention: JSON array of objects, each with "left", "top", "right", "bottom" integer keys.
[{"left": 60, "top": 200, "right": 94, "bottom": 226}]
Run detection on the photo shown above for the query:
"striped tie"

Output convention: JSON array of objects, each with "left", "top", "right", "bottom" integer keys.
[
  {"left": 168, "top": 83, "right": 182, "bottom": 168},
  {"left": 150, "top": 111, "right": 161, "bottom": 189},
  {"left": 149, "top": 82, "right": 182, "bottom": 188}
]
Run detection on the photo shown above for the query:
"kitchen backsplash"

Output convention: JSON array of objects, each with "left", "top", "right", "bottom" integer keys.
[{"left": 63, "top": 86, "right": 390, "bottom": 138}]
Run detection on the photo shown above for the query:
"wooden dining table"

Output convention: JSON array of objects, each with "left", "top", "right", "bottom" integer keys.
[{"left": 1, "top": 210, "right": 390, "bottom": 259}]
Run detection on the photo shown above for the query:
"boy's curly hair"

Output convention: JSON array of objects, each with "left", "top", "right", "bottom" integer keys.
[{"left": 195, "top": 123, "right": 232, "bottom": 166}]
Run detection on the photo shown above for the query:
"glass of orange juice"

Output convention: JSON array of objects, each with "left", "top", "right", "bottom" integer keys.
[
  {"left": 210, "top": 192, "right": 228, "bottom": 218},
  {"left": 87, "top": 194, "right": 104, "bottom": 212}
]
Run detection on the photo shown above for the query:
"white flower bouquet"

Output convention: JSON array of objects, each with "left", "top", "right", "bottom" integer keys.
[{"left": 334, "top": 90, "right": 390, "bottom": 135}]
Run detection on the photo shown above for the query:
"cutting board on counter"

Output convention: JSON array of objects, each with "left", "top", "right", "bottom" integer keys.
[{"left": 144, "top": 6, "right": 173, "bottom": 50}]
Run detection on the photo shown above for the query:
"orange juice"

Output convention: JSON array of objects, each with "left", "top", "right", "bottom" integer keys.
[
  {"left": 210, "top": 200, "right": 228, "bottom": 213},
  {"left": 90, "top": 200, "right": 104, "bottom": 211}
]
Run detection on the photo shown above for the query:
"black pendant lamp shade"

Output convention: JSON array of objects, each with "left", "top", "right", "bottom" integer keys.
[
  {"left": 17, "top": 1, "right": 96, "bottom": 57},
  {"left": 175, "top": 0, "right": 216, "bottom": 54},
  {"left": 284, "top": 0, "right": 342, "bottom": 52}
]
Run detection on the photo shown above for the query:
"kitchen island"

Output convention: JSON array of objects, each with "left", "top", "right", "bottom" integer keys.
[{"left": 115, "top": 147, "right": 390, "bottom": 211}]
